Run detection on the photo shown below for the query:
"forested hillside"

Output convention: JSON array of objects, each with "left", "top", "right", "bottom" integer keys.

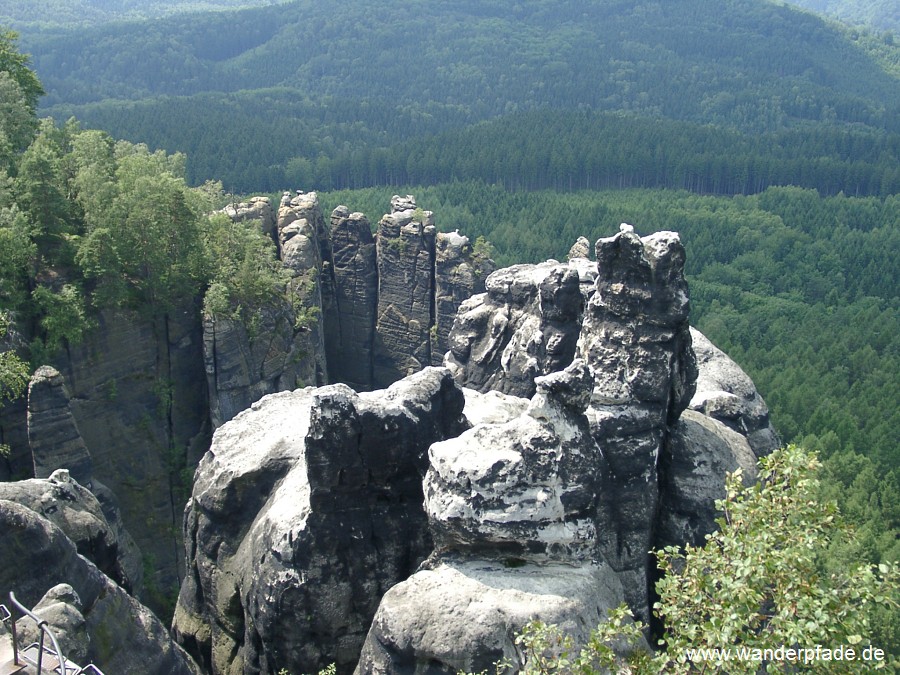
[
  {"left": 787, "top": 0, "right": 900, "bottom": 33},
  {"left": 0, "top": 0, "right": 279, "bottom": 27},
  {"left": 16, "top": 0, "right": 900, "bottom": 193}
]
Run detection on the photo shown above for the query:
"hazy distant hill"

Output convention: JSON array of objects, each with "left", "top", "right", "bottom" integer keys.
[
  {"left": 787, "top": 0, "right": 899, "bottom": 33},
  {"left": 0, "top": 0, "right": 278, "bottom": 27},
  {"left": 25, "top": 0, "right": 899, "bottom": 126}
]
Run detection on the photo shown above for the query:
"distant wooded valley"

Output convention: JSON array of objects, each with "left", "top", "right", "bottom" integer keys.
[{"left": 0, "top": 0, "right": 898, "bottom": 653}]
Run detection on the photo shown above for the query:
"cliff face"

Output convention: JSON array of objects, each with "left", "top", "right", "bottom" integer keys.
[
  {"left": 172, "top": 368, "right": 467, "bottom": 674},
  {"left": 47, "top": 306, "right": 208, "bottom": 614}
]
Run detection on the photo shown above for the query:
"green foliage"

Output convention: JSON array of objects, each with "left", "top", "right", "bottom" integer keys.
[
  {"left": 16, "top": 0, "right": 898, "bottom": 193},
  {"left": 75, "top": 141, "right": 206, "bottom": 312},
  {"left": 201, "top": 212, "right": 292, "bottom": 324},
  {"left": 31, "top": 283, "right": 91, "bottom": 352},
  {"left": 0, "top": 311, "right": 28, "bottom": 403},
  {"left": 496, "top": 447, "right": 899, "bottom": 674},
  {"left": 0, "top": 30, "right": 43, "bottom": 113}
]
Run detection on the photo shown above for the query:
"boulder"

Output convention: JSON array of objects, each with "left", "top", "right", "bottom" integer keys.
[
  {"left": 0, "top": 500, "right": 200, "bottom": 674},
  {"left": 357, "top": 559, "right": 625, "bottom": 675},
  {"left": 426, "top": 360, "right": 602, "bottom": 561},
  {"left": 173, "top": 368, "right": 467, "bottom": 675}
]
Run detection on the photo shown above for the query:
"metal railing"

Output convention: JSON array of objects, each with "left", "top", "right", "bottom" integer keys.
[{"left": 0, "top": 592, "right": 105, "bottom": 675}]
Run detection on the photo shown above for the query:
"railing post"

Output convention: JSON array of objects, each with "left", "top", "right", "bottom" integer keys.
[{"left": 0, "top": 602, "right": 19, "bottom": 665}]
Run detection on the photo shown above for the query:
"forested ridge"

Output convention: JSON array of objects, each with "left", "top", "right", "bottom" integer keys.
[
  {"left": 787, "top": 0, "right": 900, "bottom": 33},
  {"left": 16, "top": 0, "right": 900, "bottom": 194}
]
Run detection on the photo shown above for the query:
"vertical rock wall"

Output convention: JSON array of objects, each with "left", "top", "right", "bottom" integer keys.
[
  {"left": 577, "top": 229, "right": 697, "bottom": 622},
  {"left": 327, "top": 207, "right": 378, "bottom": 391},
  {"left": 373, "top": 196, "right": 437, "bottom": 386}
]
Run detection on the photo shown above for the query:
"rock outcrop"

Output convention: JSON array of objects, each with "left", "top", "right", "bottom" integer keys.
[
  {"left": 373, "top": 197, "right": 437, "bottom": 386},
  {"left": 223, "top": 196, "right": 277, "bottom": 242},
  {"left": 326, "top": 207, "right": 378, "bottom": 391},
  {"left": 173, "top": 368, "right": 467, "bottom": 675},
  {"left": 689, "top": 327, "right": 780, "bottom": 457},
  {"left": 27, "top": 366, "right": 93, "bottom": 487},
  {"left": 0, "top": 499, "right": 200, "bottom": 674},
  {"left": 432, "top": 231, "right": 495, "bottom": 366},
  {"left": 359, "top": 361, "right": 632, "bottom": 673},
  {"left": 0, "top": 469, "right": 131, "bottom": 591},
  {"left": 204, "top": 193, "right": 331, "bottom": 429},
  {"left": 577, "top": 230, "right": 697, "bottom": 621},
  {"left": 445, "top": 261, "right": 584, "bottom": 398}
]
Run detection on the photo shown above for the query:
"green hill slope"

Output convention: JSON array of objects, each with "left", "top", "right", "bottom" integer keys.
[
  {"left": 26, "top": 0, "right": 899, "bottom": 130},
  {"left": 0, "top": 0, "right": 279, "bottom": 27},
  {"left": 786, "top": 0, "right": 899, "bottom": 33}
]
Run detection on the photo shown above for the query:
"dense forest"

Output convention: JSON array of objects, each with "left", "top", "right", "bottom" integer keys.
[
  {"left": 13, "top": 0, "right": 898, "bottom": 194},
  {"left": 0, "top": 0, "right": 280, "bottom": 27},
  {"left": 788, "top": 0, "right": 900, "bottom": 32}
]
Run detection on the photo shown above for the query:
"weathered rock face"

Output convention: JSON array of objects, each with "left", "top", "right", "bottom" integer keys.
[
  {"left": 0, "top": 469, "right": 131, "bottom": 591},
  {"left": 204, "top": 194, "right": 332, "bottom": 429},
  {"left": 173, "top": 368, "right": 467, "bottom": 675},
  {"left": 656, "top": 409, "right": 759, "bottom": 549},
  {"left": 358, "top": 559, "right": 625, "bottom": 675},
  {"left": 51, "top": 306, "right": 209, "bottom": 616},
  {"left": 445, "top": 261, "right": 584, "bottom": 398},
  {"left": 359, "top": 361, "right": 631, "bottom": 674},
  {"left": 27, "top": 366, "right": 93, "bottom": 487},
  {"left": 578, "top": 230, "right": 697, "bottom": 622},
  {"left": 689, "top": 327, "right": 780, "bottom": 457},
  {"left": 223, "top": 196, "right": 277, "bottom": 242},
  {"left": 0, "top": 499, "right": 200, "bottom": 675},
  {"left": 426, "top": 361, "right": 602, "bottom": 561},
  {"left": 432, "top": 231, "right": 495, "bottom": 366},
  {"left": 373, "top": 197, "right": 437, "bottom": 386},
  {"left": 25, "top": 364, "right": 142, "bottom": 592},
  {"left": 327, "top": 207, "right": 378, "bottom": 391}
]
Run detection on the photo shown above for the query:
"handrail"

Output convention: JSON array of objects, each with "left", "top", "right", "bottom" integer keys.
[{"left": 6, "top": 591, "right": 68, "bottom": 674}]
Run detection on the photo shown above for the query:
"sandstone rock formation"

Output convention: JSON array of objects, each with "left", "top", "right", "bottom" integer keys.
[
  {"left": 27, "top": 366, "right": 93, "bottom": 487},
  {"left": 0, "top": 499, "right": 200, "bottom": 674},
  {"left": 359, "top": 361, "right": 632, "bottom": 673},
  {"left": 689, "top": 327, "right": 780, "bottom": 457},
  {"left": 205, "top": 193, "right": 331, "bottom": 429},
  {"left": 49, "top": 307, "right": 209, "bottom": 613},
  {"left": 173, "top": 368, "right": 467, "bottom": 675},
  {"left": 0, "top": 469, "right": 131, "bottom": 591},
  {"left": 327, "top": 207, "right": 378, "bottom": 391},
  {"left": 432, "top": 231, "right": 495, "bottom": 366},
  {"left": 577, "top": 230, "right": 697, "bottom": 621},
  {"left": 223, "top": 196, "right": 277, "bottom": 242},
  {"left": 445, "top": 261, "right": 584, "bottom": 398},
  {"left": 373, "top": 196, "right": 437, "bottom": 386}
]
